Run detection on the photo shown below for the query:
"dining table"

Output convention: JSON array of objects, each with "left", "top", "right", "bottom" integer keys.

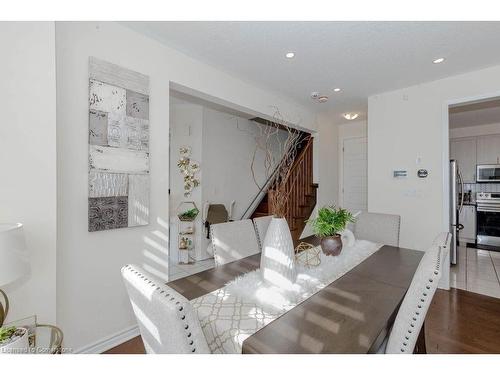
[{"left": 167, "top": 235, "right": 424, "bottom": 354}]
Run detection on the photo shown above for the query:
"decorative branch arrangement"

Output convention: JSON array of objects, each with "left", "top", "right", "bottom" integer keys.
[
  {"left": 177, "top": 146, "right": 200, "bottom": 197},
  {"left": 249, "top": 108, "right": 303, "bottom": 218}
]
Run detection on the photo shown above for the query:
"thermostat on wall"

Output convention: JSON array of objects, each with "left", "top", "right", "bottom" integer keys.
[
  {"left": 393, "top": 170, "right": 407, "bottom": 178},
  {"left": 417, "top": 169, "right": 429, "bottom": 178}
]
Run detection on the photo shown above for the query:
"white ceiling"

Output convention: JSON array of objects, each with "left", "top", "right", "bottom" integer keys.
[
  {"left": 449, "top": 99, "right": 500, "bottom": 128},
  {"left": 123, "top": 21, "right": 500, "bottom": 122}
]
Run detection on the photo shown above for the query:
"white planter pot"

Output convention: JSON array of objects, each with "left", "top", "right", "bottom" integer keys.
[
  {"left": 0, "top": 327, "right": 29, "bottom": 354},
  {"left": 260, "top": 217, "right": 297, "bottom": 290}
]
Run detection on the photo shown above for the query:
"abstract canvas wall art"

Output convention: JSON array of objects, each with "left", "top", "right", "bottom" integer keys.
[{"left": 88, "top": 57, "right": 150, "bottom": 232}]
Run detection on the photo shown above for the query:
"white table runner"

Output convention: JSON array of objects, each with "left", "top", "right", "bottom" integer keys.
[{"left": 192, "top": 239, "right": 382, "bottom": 354}]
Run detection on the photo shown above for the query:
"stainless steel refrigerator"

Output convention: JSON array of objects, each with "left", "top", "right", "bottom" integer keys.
[{"left": 450, "top": 160, "right": 464, "bottom": 265}]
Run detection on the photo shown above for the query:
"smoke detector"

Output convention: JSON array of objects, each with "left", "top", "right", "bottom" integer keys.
[
  {"left": 310, "top": 91, "right": 320, "bottom": 99},
  {"left": 317, "top": 95, "right": 329, "bottom": 103}
]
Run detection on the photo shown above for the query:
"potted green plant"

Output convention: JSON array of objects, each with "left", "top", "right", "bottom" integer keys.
[
  {"left": 0, "top": 326, "right": 29, "bottom": 354},
  {"left": 307, "top": 205, "right": 355, "bottom": 256},
  {"left": 177, "top": 207, "right": 200, "bottom": 222}
]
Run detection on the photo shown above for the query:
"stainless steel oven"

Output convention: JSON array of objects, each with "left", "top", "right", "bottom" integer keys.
[
  {"left": 476, "top": 192, "right": 500, "bottom": 246},
  {"left": 477, "top": 164, "right": 500, "bottom": 182}
]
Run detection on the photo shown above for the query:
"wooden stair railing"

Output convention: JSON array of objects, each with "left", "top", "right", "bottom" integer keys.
[{"left": 252, "top": 136, "right": 318, "bottom": 242}]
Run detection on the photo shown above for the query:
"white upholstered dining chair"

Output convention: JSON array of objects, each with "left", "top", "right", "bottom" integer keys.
[
  {"left": 252, "top": 215, "right": 273, "bottom": 250},
  {"left": 121, "top": 264, "right": 210, "bottom": 354},
  {"left": 210, "top": 219, "right": 261, "bottom": 266},
  {"left": 353, "top": 212, "right": 401, "bottom": 246},
  {"left": 383, "top": 243, "right": 444, "bottom": 354},
  {"left": 432, "top": 232, "right": 452, "bottom": 254}
]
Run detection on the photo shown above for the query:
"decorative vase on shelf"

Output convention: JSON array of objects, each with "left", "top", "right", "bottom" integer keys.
[
  {"left": 260, "top": 217, "right": 297, "bottom": 290},
  {"left": 320, "top": 235, "right": 343, "bottom": 256},
  {"left": 0, "top": 327, "right": 29, "bottom": 354}
]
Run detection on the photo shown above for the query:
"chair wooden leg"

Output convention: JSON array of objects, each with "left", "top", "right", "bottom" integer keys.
[{"left": 414, "top": 321, "right": 427, "bottom": 354}]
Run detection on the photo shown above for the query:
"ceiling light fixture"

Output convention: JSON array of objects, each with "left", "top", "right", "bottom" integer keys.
[
  {"left": 433, "top": 57, "right": 445, "bottom": 64},
  {"left": 333, "top": 88, "right": 341, "bottom": 92},
  {"left": 317, "top": 95, "right": 329, "bottom": 103},
  {"left": 285, "top": 52, "right": 295, "bottom": 59},
  {"left": 343, "top": 113, "right": 359, "bottom": 120}
]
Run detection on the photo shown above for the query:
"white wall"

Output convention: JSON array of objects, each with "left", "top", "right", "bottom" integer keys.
[
  {"left": 338, "top": 120, "right": 367, "bottom": 140},
  {"left": 0, "top": 22, "right": 57, "bottom": 324},
  {"left": 368, "top": 64, "right": 500, "bottom": 254},
  {"left": 55, "top": 21, "right": 314, "bottom": 352},
  {"left": 450, "top": 122, "right": 500, "bottom": 138}
]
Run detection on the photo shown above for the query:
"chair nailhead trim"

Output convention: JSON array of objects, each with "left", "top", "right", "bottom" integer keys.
[{"left": 127, "top": 267, "right": 200, "bottom": 353}]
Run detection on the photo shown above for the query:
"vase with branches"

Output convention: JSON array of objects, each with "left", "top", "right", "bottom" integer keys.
[
  {"left": 248, "top": 108, "right": 305, "bottom": 219},
  {"left": 247, "top": 108, "right": 306, "bottom": 289}
]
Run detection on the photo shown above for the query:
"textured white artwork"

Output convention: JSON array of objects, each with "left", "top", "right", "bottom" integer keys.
[
  {"left": 128, "top": 174, "right": 150, "bottom": 227},
  {"left": 126, "top": 90, "right": 149, "bottom": 120},
  {"left": 89, "top": 56, "right": 149, "bottom": 96},
  {"left": 89, "top": 171, "right": 128, "bottom": 198},
  {"left": 89, "top": 79, "right": 126, "bottom": 115},
  {"left": 89, "top": 145, "right": 149, "bottom": 174},
  {"left": 88, "top": 57, "right": 150, "bottom": 232},
  {"left": 89, "top": 110, "right": 108, "bottom": 145},
  {"left": 107, "top": 113, "right": 149, "bottom": 151}
]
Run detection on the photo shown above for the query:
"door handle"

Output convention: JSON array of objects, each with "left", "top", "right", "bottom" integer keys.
[{"left": 457, "top": 224, "right": 464, "bottom": 230}]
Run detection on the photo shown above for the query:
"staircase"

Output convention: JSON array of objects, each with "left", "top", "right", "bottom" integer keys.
[{"left": 250, "top": 136, "right": 318, "bottom": 242}]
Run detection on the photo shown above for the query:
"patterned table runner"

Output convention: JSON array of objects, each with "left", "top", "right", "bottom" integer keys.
[{"left": 192, "top": 239, "right": 382, "bottom": 354}]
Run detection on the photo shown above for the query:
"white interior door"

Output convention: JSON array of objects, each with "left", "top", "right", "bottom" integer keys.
[{"left": 342, "top": 137, "right": 368, "bottom": 212}]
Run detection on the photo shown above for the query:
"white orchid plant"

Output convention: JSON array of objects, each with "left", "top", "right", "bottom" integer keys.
[{"left": 177, "top": 146, "right": 200, "bottom": 197}]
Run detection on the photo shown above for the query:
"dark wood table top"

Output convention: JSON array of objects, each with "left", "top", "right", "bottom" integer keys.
[{"left": 167, "top": 236, "right": 424, "bottom": 354}]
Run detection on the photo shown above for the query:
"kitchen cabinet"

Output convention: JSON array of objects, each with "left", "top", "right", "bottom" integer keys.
[
  {"left": 476, "top": 135, "right": 500, "bottom": 165},
  {"left": 459, "top": 205, "right": 476, "bottom": 243},
  {"left": 450, "top": 137, "right": 477, "bottom": 183}
]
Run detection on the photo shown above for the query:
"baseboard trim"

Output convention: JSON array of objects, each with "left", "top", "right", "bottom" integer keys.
[{"left": 75, "top": 325, "right": 140, "bottom": 354}]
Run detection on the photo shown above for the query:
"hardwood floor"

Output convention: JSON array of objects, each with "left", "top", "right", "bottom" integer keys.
[
  {"left": 426, "top": 288, "right": 500, "bottom": 353},
  {"left": 104, "top": 336, "right": 145, "bottom": 354},
  {"left": 104, "top": 287, "right": 500, "bottom": 354}
]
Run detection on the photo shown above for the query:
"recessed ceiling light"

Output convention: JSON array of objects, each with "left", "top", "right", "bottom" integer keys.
[
  {"left": 433, "top": 57, "right": 445, "bottom": 64},
  {"left": 343, "top": 113, "right": 359, "bottom": 120},
  {"left": 317, "top": 95, "right": 329, "bottom": 103},
  {"left": 333, "top": 88, "right": 341, "bottom": 92},
  {"left": 285, "top": 52, "right": 295, "bottom": 59}
]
